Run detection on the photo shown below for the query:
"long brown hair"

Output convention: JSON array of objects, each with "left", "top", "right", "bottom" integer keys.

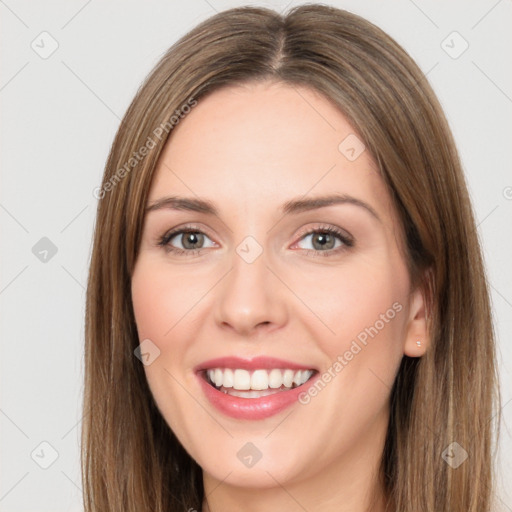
[{"left": 82, "top": 5, "right": 501, "bottom": 511}]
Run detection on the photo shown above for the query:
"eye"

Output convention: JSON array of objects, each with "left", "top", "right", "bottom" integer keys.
[
  {"left": 157, "top": 223, "right": 354, "bottom": 257},
  {"left": 158, "top": 225, "right": 216, "bottom": 255},
  {"left": 294, "top": 225, "right": 354, "bottom": 256}
]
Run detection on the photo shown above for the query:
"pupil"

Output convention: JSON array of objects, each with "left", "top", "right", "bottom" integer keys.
[
  {"left": 183, "top": 232, "right": 203, "bottom": 249},
  {"left": 313, "top": 233, "right": 334, "bottom": 250}
]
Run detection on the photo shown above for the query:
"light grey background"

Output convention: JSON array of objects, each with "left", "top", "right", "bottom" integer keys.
[{"left": 1, "top": 0, "right": 511, "bottom": 510}]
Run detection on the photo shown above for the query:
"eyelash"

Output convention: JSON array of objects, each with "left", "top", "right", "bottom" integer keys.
[{"left": 157, "top": 223, "right": 354, "bottom": 258}]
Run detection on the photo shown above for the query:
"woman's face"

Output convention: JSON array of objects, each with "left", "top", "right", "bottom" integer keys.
[{"left": 131, "top": 81, "right": 426, "bottom": 492}]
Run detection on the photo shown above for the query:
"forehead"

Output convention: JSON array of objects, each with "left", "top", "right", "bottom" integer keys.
[{"left": 148, "top": 81, "right": 393, "bottom": 223}]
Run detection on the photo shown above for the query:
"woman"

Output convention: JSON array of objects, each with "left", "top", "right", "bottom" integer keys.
[{"left": 82, "top": 5, "right": 501, "bottom": 511}]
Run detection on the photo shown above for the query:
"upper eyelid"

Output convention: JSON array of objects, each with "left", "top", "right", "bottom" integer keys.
[
  {"left": 295, "top": 223, "right": 351, "bottom": 239},
  {"left": 163, "top": 224, "right": 216, "bottom": 241}
]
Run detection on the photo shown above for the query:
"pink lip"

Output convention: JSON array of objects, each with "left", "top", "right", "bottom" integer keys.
[
  {"left": 194, "top": 356, "right": 318, "bottom": 420},
  {"left": 194, "top": 356, "right": 316, "bottom": 372}
]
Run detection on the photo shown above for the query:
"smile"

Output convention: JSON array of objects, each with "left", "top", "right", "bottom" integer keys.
[
  {"left": 205, "top": 368, "right": 315, "bottom": 398},
  {"left": 195, "top": 357, "right": 318, "bottom": 420}
]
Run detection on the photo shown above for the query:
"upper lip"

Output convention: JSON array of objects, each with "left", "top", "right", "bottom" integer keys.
[{"left": 194, "top": 356, "right": 317, "bottom": 373}]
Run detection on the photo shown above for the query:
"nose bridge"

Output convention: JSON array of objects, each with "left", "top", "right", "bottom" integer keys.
[{"left": 214, "top": 234, "right": 286, "bottom": 335}]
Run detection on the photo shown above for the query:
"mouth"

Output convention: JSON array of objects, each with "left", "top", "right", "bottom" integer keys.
[
  {"left": 194, "top": 356, "right": 319, "bottom": 419},
  {"left": 200, "top": 367, "right": 317, "bottom": 399}
]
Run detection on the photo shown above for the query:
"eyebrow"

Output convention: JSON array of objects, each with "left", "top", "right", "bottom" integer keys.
[{"left": 145, "top": 193, "right": 380, "bottom": 221}]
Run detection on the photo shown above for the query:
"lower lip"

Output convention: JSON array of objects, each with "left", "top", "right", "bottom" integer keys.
[{"left": 197, "top": 373, "right": 317, "bottom": 420}]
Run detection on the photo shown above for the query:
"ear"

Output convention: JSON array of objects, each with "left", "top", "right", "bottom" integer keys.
[{"left": 403, "top": 285, "right": 429, "bottom": 357}]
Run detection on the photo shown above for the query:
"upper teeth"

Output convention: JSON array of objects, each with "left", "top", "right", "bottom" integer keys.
[{"left": 206, "top": 368, "right": 314, "bottom": 390}]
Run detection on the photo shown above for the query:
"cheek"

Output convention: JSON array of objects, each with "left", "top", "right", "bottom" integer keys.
[
  {"left": 286, "top": 253, "right": 410, "bottom": 422},
  {"left": 288, "top": 260, "right": 409, "bottom": 439},
  {"left": 131, "top": 259, "right": 202, "bottom": 445},
  {"left": 130, "top": 260, "right": 193, "bottom": 396},
  {"left": 289, "top": 254, "right": 409, "bottom": 350},
  {"left": 131, "top": 258, "right": 207, "bottom": 340}
]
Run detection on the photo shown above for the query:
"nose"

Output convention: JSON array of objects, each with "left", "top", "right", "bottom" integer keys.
[{"left": 214, "top": 245, "right": 288, "bottom": 337}]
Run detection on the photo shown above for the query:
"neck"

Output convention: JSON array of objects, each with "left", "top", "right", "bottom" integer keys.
[
  {"left": 202, "top": 469, "right": 387, "bottom": 512},
  {"left": 201, "top": 409, "right": 390, "bottom": 512}
]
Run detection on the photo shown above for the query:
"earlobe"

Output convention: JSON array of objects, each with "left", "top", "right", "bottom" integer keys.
[{"left": 403, "top": 286, "right": 429, "bottom": 357}]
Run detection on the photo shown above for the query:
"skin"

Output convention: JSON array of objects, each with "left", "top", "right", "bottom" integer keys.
[{"left": 131, "top": 81, "right": 428, "bottom": 512}]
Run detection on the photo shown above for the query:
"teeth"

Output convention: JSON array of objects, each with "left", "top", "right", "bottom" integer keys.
[
  {"left": 268, "top": 369, "right": 282, "bottom": 388},
  {"left": 223, "top": 368, "right": 234, "bottom": 388},
  {"left": 206, "top": 368, "right": 314, "bottom": 391},
  {"left": 251, "top": 369, "right": 268, "bottom": 390},
  {"left": 234, "top": 369, "right": 251, "bottom": 390},
  {"left": 214, "top": 368, "right": 223, "bottom": 387},
  {"left": 283, "top": 369, "right": 294, "bottom": 387}
]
